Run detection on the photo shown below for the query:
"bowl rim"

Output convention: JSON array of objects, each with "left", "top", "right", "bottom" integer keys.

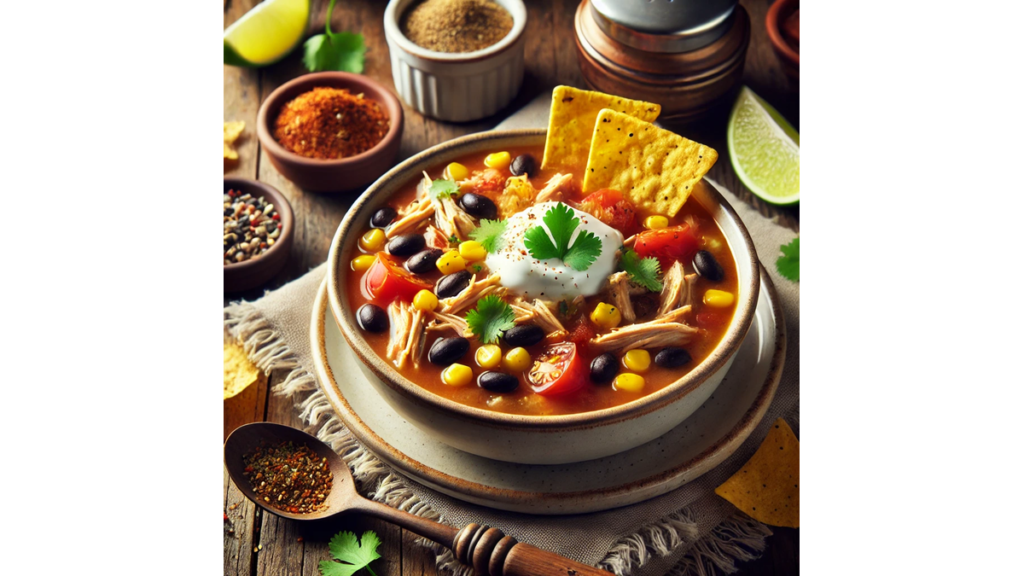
[
  {"left": 223, "top": 177, "right": 294, "bottom": 273},
  {"left": 326, "top": 128, "right": 761, "bottom": 431},
  {"left": 765, "top": 0, "right": 799, "bottom": 65},
  {"left": 383, "top": 0, "right": 527, "bottom": 64},
  {"left": 255, "top": 71, "right": 404, "bottom": 167}
]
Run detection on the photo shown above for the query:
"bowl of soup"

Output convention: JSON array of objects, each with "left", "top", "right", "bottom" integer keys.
[{"left": 326, "top": 129, "right": 759, "bottom": 464}]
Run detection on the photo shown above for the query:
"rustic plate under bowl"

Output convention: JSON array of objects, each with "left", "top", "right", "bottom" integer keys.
[{"left": 310, "top": 264, "right": 784, "bottom": 515}]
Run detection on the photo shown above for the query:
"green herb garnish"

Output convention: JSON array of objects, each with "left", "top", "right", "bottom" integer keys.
[
  {"left": 470, "top": 264, "right": 483, "bottom": 273},
  {"left": 469, "top": 218, "right": 508, "bottom": 253},
  {"left": 447, "top": 234, "right": 461, "bottom": 246},
  {"left": 776, "top": 237, "right": 799, "bottom": 282},
  {"left": 524, "top": 203, "right": 602, "bottom": 271},
  {"left": 619, "top": 248, "right": 662, "bottom": 292},
  {"left": 320, "top": 530, "right": 381, "bottom": 576},
  {"left": 429, "top": 178, "right": 460, "bottom": 200},
  {"left": 303, "top": 0, "right": 366, "bottom": 73},
  {"left": 465, "top": 295, "right": 516, "bottom": 344}
]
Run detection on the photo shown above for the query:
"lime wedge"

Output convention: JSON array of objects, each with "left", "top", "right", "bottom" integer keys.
[
  {"left": 224, "top": 0, "right": 310, "bottom": 67},
  {"left": 727, "top": 87, "right": 800, "bottom": 205}
]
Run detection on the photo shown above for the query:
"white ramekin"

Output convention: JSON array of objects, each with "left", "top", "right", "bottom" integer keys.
[{"left": 383, "top": 0, "right": 527, "bottom": 122}]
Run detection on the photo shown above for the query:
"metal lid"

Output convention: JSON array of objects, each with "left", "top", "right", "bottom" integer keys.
[{"left": 590, "top": 0, "right": 737, "bottom": 53}]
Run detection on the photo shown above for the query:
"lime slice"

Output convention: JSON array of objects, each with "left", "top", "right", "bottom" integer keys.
[
  {"left": 224, "top": 0, "right": 310, "bottom": 67},
  {"left": 727, "top": 87, "right": 800, "bottom": 205}
]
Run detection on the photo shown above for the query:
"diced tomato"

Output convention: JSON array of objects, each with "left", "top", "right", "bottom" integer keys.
[
  {"left": 567, "top": 317, "right": 596, "bottom": 357},
  {"left": 362, "top": 253, "right": 432, "bottom": 304},
  {"left": 634, "top": 225, "right": 701, "bottom": 269},
  {"left": 577, "top": 189, "right": 640, "bottom": 237},
  {"left": 528, "top": 342, "right": 588, "bottom": 397}
]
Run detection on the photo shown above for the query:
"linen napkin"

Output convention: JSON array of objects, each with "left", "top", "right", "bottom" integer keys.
[{"left": 225, "top": 96, "right": 799, "bottom": 576}]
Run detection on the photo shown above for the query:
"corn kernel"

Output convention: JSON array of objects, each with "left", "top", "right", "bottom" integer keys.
[
  {"left": 484, "top": 151, "right": 512, "bottom": 170},
  {"left": 446, "top": 162, "right": 469, "bottom": 181},
  {"left": 643, "top": 215, "right": 669, "bottom": 230},
  {"left": 703, "top": 289, "right": 735, "bottom": 308},
  {"left": 351, "top": 254, "right": 375, "bottom": 272},
  {"left": 359, "top": 229, "right": 385, "bottom": 252},
  {"left": 614, "top": 373, "right": 645, "bottom": 392},
  {"left": 413, "top": 289, "right": 438, "bottom": 311},
  {"left": 441, "top": 363, "right": 473, "bottom": 387},
  {"left": 623, "top": 349, "right": 651, "bottom": 372},
  {"left": 589, "top": 302, "right": 622, "bottom": 329},
  {"left": 459, "top": 240, "right": 488, "bottom": 262},
  {"left": 436, "top": 250, "right": 467, "bottom": 274},
  {"left": 503, "top": 347, "right": 531, "bottom": 372},
  {"left": 475, "top": 344, "right": 502, "bottom": 369}
]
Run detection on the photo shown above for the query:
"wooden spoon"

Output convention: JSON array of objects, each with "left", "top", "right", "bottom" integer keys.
[{"left": 225, "top": 422, "right": 611, "bottom": 576}]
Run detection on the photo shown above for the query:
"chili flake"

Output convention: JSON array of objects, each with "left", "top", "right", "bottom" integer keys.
[
  {"left": 273, "top": 87, "right": 389, "bottom": 160},
  {"left": 241, "top": 441, "right": 334, "bottom": 514}
]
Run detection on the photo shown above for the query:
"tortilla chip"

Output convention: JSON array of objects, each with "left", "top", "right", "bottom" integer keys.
[
  {"left": 224, "top": 340, "right": 265, "bottom": 440},
  {"left": 224, "top": 341, "right": 260, "bottom": 399},
  {"left": 224, "top": 121, "right": 245, "bottom": 161},
  {"left": 583, "top": 109, "right": 717, "bottom": 217},
  {"left": 542, "top": 86, "right": 660, "bottom": 171},
  {"left": 714, "top": 418, "right": 800, "bottom": 528}
]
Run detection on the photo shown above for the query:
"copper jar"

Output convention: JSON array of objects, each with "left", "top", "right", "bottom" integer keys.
[{"left": 574, "top": 0, "right": 750, "bottom": 122}]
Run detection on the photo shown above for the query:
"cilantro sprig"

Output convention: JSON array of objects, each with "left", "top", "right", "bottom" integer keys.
[
  {"left": 619, "top": 248, "right": 662, "bottom": 292},
  {"left": 429, "top": 178, "right": 459, "bottom": 200},
  {"left": 465, "top": 295, "right": 516, "bottom": 344},
  {"left": 469, "top": 219, "right": 507, "bottom": 253},
  {"left": 320, "top": 530, "right": 381, "bottom": 576},
  {"left": 304, "top": 0, "right": 366, "bottom": 73},
  {"left": 776, "top": 237, "right": 799, "bottom": 282},
  {"left": 524, "top": 203, "right": 603, "bottom": 271}
]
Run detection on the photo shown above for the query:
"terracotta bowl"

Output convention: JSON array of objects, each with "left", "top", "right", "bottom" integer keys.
[
  {"left": 766, "top": 0, "right": 799, "bottom": 79},
  {"left": 256, "top": 72, "right": 404, "bottom": 192},
  {"left": 224, "top": 178, "right": 294, "bottom": 292},
  {"left": 325, "top": 130, "right": 760, "bottom": 464}
]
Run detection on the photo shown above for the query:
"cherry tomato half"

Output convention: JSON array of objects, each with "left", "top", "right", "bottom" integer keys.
[
  {"left": 634, "top": 225, "right": 701, "bottom": 270},
  {"left": 577, "top": 189, "right": 640, "bottom": 237},
  {"left": 362, "top": 253, "right": 432, "bottom": 304},
  {"left": 528, "top": 342, "right": 588, "bottom": 397}
]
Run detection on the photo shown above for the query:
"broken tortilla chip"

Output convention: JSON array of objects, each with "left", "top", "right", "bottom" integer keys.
[
  {"left": 224, "top": 121, "right": 245, "bottom": 161},
  {"left": 224, "top": 340, "right": 261, "bottom": 399},
  {"left": 224, "top": 340, "right": 265, "bottom": 440},
  {"left": 583, "top": 109, "right": 718, "bottom": 217},
  {"left": 542, "top": 86, "right": 660, "bottom": 171},
  {"left": 715, "top": 418, "right": 800, "bottom": 528}
]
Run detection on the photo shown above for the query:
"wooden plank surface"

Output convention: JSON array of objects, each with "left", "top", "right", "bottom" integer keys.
[{"left": 224, "top": 1, "right": 799, "bottom": 574}]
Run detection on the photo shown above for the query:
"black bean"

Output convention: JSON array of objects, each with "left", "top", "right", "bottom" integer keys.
[
  {"left": 510, "top": 154, "right": 537, "bottom": 177},
  {"left": 589, "top": 353, "right": 619, "bottom": 384},
  {"left": 386, "top": 234, "right": 425, "bottom": 257},
  {"left": 477, "top": 371, "right": 519, "bottom": 393},
  {"left": 434, "top": 270, "right": 472, "bottom": 298},
  {"left": 370, "top": 207, "right": 397, "bottom": 229},
  {"left": 502, "top": 324, "right": 544, "bottom": 347},
  {"left": 693, "top": 250, "right": 725, "bottom": 282},
  {"left": 428, "top": 337, "right": 470, "bottom": 366},
  {"left": 457, "top": 193, "right": 498, "bottom": 220},
  {"left": 655, "top": 347, "right": 692, "bottom": 369},
  {"left": 405, "top": 249, "right": 444, "bottom": 274},
  {"left": 356, "top": 304, "right": 388, "bottom": 333}
]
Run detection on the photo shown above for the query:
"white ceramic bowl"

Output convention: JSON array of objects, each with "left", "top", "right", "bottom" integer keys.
[
  {"left": 326, "top": 130, "right": 760, "bottom": 464},
  {"left": 383, "top": 0, "right": 527, "bottom": 122}
]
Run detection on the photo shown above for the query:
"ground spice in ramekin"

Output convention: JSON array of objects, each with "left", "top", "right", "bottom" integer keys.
[
  {"left": 401, "top": 0, "right": 513, "bottom": 53},
  {"left": 272, "top": 87, "right": 389, "bottom": 160},
  {"left": 242, "top": 441, "right": 333, "bottom": 514}
]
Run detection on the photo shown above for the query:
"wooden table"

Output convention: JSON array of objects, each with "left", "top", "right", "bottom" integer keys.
[{"left": 224, "top": 1, "right": 799, "bottom": 574}]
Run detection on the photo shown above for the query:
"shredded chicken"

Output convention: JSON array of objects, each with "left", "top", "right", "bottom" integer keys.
[
  {"left": 427, "top": 311, "right": 471, "bottom": 337},
  {"left": 534, "top": 173, "right": 574, "bottom": 203},
  {"left": 623, "top": 234, "right": 636, "bottom": 248},
  {"left": 387, "top": 200, "right": 434, "bottom": 238},
  {"left": 658, "top": 261, "right": 699, "bottom": 315},
  {"left": 681, "top": 273, "right": 698, "bottom": 308},
  {"left": 589, "top": 306, "right": 697, "bottom": 352},
  {"left": 434, "top": 193, "right": 476, "bottom": 240},
  {"left": 422, "top": 224, "right": 450, "bottom": 250},
  {"left": 439, "top": 274, "right": 505, "bottom": 314},
  {"left": 511, "top": 298, "right": 567, "bottom": 339},
  {"left": 606, "top": 271, "right": 637, "bottom": 323},
  {"left": 458, "top": 168, "right": 504, "bottom": 194},
  {"left": 497, "top": 175, "right": 536, "bottom": 219},
  {"left": 386, "top": 301, "right": 426, "bottom": 369}
]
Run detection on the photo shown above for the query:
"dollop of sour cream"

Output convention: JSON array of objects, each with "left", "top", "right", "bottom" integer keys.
[{"left": 485, "top": 202, "right": 623, "bottom": 301}]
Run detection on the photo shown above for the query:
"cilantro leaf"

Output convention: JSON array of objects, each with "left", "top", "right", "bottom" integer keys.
[
  {"left": 465, "top": 295, "right": 516, "bottom": 344},
  {"left": 523, "top": 203, "right": 603, "bottom": 271},
  {"left": 619, "top": 248, "right": 662, "bottom": 292},
  {"left": 321, "top": 531, "right": 381, "bottom": 576},
  {"left": 469, "top": 219, "right": 507, "bottom": 253},
  {"left": 304, "top": 32, "right": 366, "bottom": 73},
  {"left": 776, "top": 237, "right": 799, "bottom": 282},
  {"left": 429, "top": 178, "right": 459, "bottom": 200}
]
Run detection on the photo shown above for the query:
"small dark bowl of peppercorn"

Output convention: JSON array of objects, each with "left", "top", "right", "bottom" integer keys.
[
  {"left": 256, "top": 72, "right": 405, "bottom": 193},
  {"left": 224, "top": 178, "right": 295, "bottom": 292}
]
